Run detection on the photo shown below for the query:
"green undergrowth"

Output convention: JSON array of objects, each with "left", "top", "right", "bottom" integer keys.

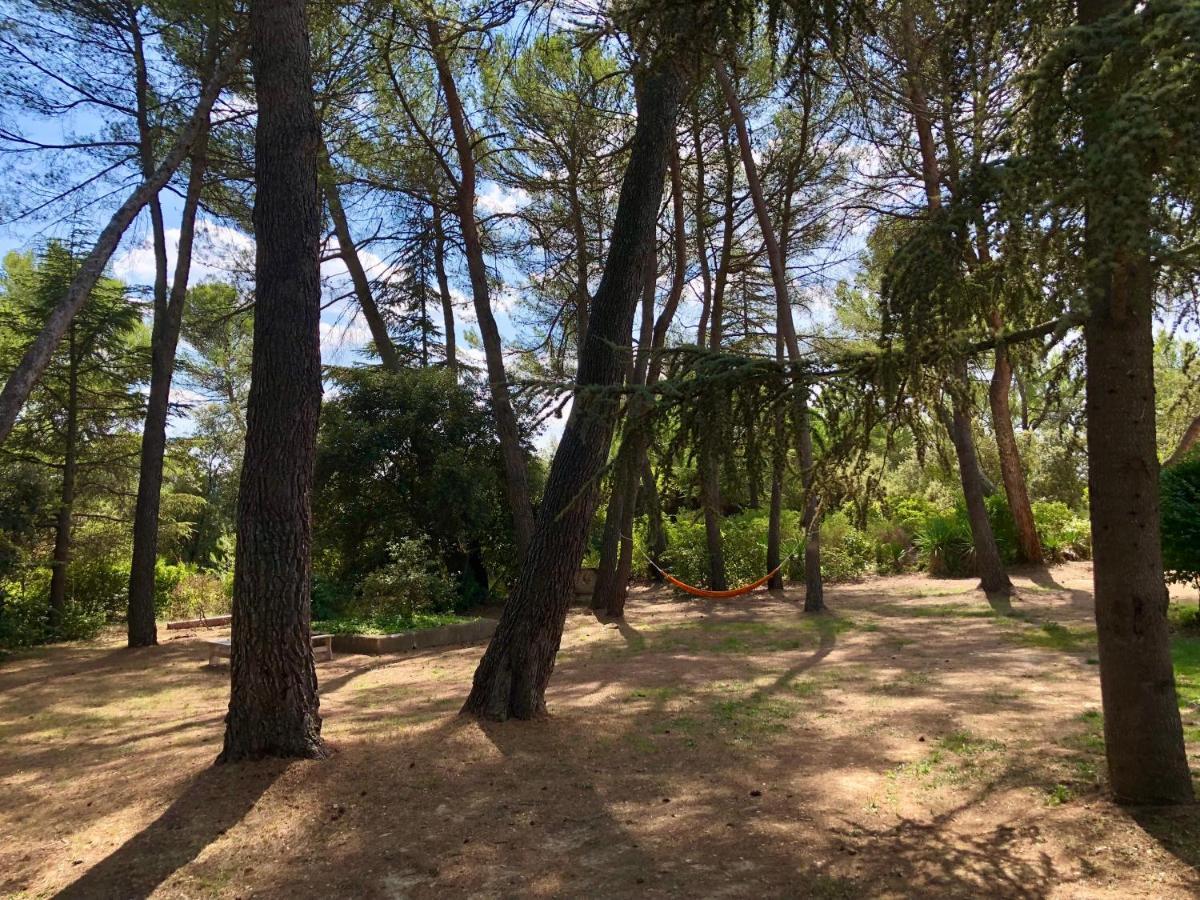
[{"left": 312, "top": 611, "right": 474, "bottom": 635}]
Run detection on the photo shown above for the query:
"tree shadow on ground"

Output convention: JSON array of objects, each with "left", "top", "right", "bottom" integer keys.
[
  {"left": 1129, "top": 804, "right": 1200, "bottom": 873},
  {"left": 53, "top": 760, "right": 285, "bottom": 899}
]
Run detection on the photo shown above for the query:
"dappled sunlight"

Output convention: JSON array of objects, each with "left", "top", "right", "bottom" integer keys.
[{"left": 2, "top": 564, "right": 1196, "bottom": 896}]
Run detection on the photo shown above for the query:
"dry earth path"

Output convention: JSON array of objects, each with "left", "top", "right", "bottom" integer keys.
[{"left": 2, "top": 562, "right": 1199, "bottom": 898}]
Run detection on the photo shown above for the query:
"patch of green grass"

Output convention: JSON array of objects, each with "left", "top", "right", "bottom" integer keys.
[
  {"left": 312, "top": 612, "right": 474, "bottom": 636},
  {"left": 1004, "top": 620, "right": 1096, "bottom": 652},
  {"left": 1044, "top": 783, "right": 1073, "bottom": 806},
  {"left": 710, "top": 693, "right": 797, "bottom": 740},
  {"left": 1172, "top": 632, "right": 1200, "bottom": 709},
  {"left": 938, "top": 730, "right": 1005, "bottom": 755}
]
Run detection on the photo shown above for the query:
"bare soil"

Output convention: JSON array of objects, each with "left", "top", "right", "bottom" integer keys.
[{"left": 3, "top": 562, "right": 1200, "bottom": 898}]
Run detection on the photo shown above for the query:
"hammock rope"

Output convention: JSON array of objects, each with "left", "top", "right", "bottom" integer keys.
[{"left": 628, "top": 538, "right": 802, "bottom": 600}]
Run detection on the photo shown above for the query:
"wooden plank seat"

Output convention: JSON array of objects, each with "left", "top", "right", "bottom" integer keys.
[{"left": 205, "top": 633, "right": 333, "bottom": 667}]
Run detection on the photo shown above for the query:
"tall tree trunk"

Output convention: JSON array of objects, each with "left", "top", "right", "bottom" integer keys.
[
  {"left": 219, "top": 0, "right": 328, "bottom": 763},
  {"left": 127, "top": 124, "right": 212, "bottom": 648},
  {"left": 989, "top": 328, "right": 1043, "bottom": 564},
  {"left": 0, "top": 39, "right": 243, "bottom": 446},
  {"left": 595, "top": 138, "right": 688, "bottom": 614},
  {"left": 125, "top": 12, "right": 177, "bottom": 648},
  {"left": 432, "top": 203, "right": 457, "bottom": 375},
  {"left": 945, "top": 396, "right": 1011, "bottom": 594},
  {"left": 642, "top": 457, "right": 666, "bottom": 579},
  {"left": 766, "top": 334, "right": 785, "bottom": 591},
  {"left": 691, "top": 106, "right": 713, "bottom": 348},
  {"left": 462, "top": 60, "right": 686, "bottom": 720},
  {"left": 429, "top": 20, "right": 534, "bottom": 559},
  {"left": 715, "top": 60, "right": 823, "bottom": 610},
  {"left": 1079, "top": 0, "right": 1192, "bottom": 806},
  {"left": 322, "top": 165, "right": 400, "bottom": 371},
  {"left": 595, "top": 249, "right": 656, "bottom": 615},
  {"left": 697, "top": 132, "right": 734, "bottom": 591},
  {"left": 48, "top": 324, "right": 79, "bottom": 630}
]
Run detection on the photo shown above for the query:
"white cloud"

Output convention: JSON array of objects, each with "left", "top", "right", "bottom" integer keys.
[
  {"left": 112, "top": 219, "right": 253, "bottom": 286},
  {"left": 476, "top": 182, "right": 530, "bottom": 216}
]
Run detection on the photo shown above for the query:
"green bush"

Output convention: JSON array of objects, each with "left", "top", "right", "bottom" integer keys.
[
  {"left": 355, "top": 536, "right": 459, "bottom": 621},
  {"left": 160, "top": 569, "right": 231, "bottom": 621},
  {"left": 914, "top": 509, "right": 974, "bottom": 576},
  {"left": 1162, "top": 457, "right": 1200, "bottom": 589},
  {"left": 1032, "top": 500, "right": 1092, "bottom": 562},
  {"left": 0, "top": 565, "right": 105, "bottom": 647}
]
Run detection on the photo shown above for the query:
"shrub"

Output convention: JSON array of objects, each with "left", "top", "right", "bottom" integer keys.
[
  {"left": 160, "top": 569, "right": 231, "bottom": 622},
  {"left": 914, "top": 510, "right": 974, "bottom": 576},
  {"left": 1162, "top": 457, "right": 1200, "bottom": 589},
  {"left": 355, "top": 536, "right": 458, "bottom": 621},
  {"left": 1032, "top": 500, "right": 1092, "bottom": 562}
]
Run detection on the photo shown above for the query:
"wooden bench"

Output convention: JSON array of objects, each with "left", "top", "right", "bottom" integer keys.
[{"left": 205, "top": 633, "right": 334, "bottom": 667}]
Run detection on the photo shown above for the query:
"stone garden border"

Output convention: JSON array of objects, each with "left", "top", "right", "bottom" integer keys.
[{"left": 330, "top": 618, "right": 496, "bottom": 655}]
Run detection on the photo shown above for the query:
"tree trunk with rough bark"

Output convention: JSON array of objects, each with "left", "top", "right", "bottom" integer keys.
[
  {"left": 462, "top": 61, "right": 685, "bottom": 720},
  {"left": 0, "top": 39, "right": 243, "bottom": 447},
  {"left": 1078, "top": 0, "right": 1192, "bottom": 806},
  {"left": 128, "top": 125, "right": 211, "bottom": 648},
  {"left": 219, "top": 0, "right": 328, "bottom": 763}
]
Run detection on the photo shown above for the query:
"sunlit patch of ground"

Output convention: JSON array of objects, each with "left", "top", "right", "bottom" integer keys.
[{"left": 2, "top": 562, "right": 1198, "bottom": 898}]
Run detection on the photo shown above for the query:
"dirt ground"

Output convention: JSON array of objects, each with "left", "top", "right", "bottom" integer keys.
[{"left": 3, "top": 562, "right": 1200, "bottom": 899}]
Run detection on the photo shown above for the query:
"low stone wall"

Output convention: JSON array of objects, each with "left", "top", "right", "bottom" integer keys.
[{"left": 330, "top": 618, "right": 497, "bottom": 656}]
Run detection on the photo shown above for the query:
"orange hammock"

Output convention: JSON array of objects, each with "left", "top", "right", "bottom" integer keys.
[
  {"left": 658, "top": 563, "right": 787, "bottom": 599},
  {"left": 642, "top": 555, "right": 788, "bottom": 600}
]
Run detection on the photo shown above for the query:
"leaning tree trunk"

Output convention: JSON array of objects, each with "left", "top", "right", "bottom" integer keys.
[
  {"left": 219, "top": 0, "right": 328, "bottom": 763},
  {"left": 1078, "top": 0, "right": 1192, "bottom": 805},
  {"left": 945, "top": 397, "right": 1011, "bottom": 594},
  {"left": 642, "top": 458, "right": 667, "bottom": 579},
  {"left": 989, "top": 334, "right": 1043, "bottom": 564},
  {"left": 716, "top": 60, "right": 823, "bottom": 609},
  {"left": 595, "top": 142, "right": 688, "bottom": 614},
  {"left": 1164, "top": 412, "right": 1200, "bottom": 467},
  {"left": 462, "top": 60, "right": 686, "bottom": 720},
  {"left": 322, "top": 162, "right": 401, "bottom": 371},
  {"left": 430, "top": 20, "right": 535, "bottom": 558},
  {"left": 127, "top": 125, "right": 211, "bottom": 648},
  {"left": 0, "top": 40, "right": 243, "bottom": 447}
]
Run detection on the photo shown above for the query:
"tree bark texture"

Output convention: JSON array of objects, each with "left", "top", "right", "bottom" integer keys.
[
  {"left": 1079, "top": 0, "right": 1192, "bottom": 805},
  {"left": 462, "top": 61, "right": 685, "bottom": 720},
  {"left": 989, "top": 331, "right": 1043, "bottom": 564},
  {"left": 219, "top": 0, "right": 327, "bottom": 763}
]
